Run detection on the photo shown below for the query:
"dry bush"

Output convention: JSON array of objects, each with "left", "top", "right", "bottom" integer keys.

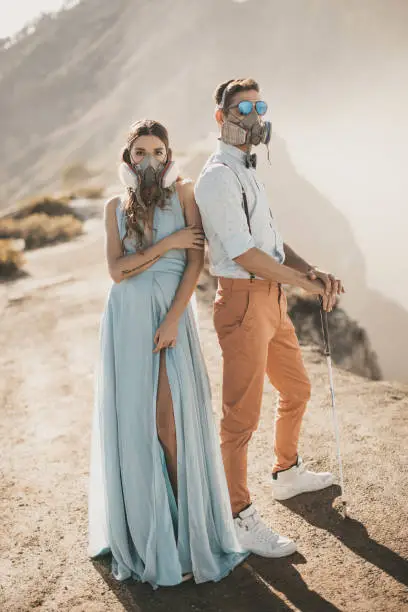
[
  {"left": 0, "top": 218, "right": 20, "bottom": 240},
  {"left": 12, "top": 196, "right": 82, "bottom": 220},
  {"left": 0, "top": 214, "right": 83, "bottom": 250},
  {"left": 62, "top": 162, "right": 93, "bottom": 187},
  {"left": 0, "top": 240, "right": 25, "bottom": 278},
  {"left": 66, "top": 185, "right": 105, "bottom": 200}
]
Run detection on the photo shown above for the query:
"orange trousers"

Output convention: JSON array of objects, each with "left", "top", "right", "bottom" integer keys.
[{"left": 214, "top": 277, "right": 311, "bottom": 515}]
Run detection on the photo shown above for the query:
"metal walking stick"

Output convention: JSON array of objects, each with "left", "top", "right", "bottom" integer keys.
[{"left": 319, "top": 297, "right": 349, "bottom": 518}]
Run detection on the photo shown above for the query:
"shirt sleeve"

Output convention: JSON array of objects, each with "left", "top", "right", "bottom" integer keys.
[{"left": 194, "top": 164, "right": 256, "bottom": 259}]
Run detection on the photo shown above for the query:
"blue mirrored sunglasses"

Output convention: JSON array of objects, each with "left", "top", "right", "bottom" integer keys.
[{"left": 228, "top": 100, "right": 268, "bottom": 116}]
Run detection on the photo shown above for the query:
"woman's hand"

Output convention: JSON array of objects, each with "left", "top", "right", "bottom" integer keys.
[
  {"left": 153, "top": 316, "right": 179, "bottom": 353},
  {"left": 166, "top": 226, "right": 205, "bottom": 251}
]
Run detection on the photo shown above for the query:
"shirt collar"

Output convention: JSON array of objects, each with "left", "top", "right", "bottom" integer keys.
[{"left": 217, "top": 140, "right": 248, "bottom": 164}]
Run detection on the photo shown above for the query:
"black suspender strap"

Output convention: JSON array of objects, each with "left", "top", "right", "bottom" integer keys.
[
  {"left": 217, "top": 163, "right": 255, "bottom": 280},
  {"left": 241, "top": 189, "right": 252, "bottom": 236}
]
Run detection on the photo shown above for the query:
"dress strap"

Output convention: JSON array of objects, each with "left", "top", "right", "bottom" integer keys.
[{"left": 172, "top": 182, "right": 189, "bottom": 224}]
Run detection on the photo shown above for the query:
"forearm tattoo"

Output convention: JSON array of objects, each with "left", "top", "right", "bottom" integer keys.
[{"left": 122, "top": 255, "right": 160, "bottom": 276}]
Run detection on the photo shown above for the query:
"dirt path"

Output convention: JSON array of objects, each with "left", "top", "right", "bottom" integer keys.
[{"left": 1, "top": 220, "right": 407, "bottom": 612}]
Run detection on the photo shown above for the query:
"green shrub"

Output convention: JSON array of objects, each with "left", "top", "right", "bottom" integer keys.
[
  {"left": 0, "top": 240, "right": 25, "bottom": 278},
  {"left": 0, "top": 214, "right": 83, "bottom": 250}
]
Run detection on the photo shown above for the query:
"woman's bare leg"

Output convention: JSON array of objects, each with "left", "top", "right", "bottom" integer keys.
[{"left": 156, "top": 350, "right": 178, "bottom": 497}]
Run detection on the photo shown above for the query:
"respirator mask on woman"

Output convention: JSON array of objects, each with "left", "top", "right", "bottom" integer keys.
[{"left": 118, "top": 151, "right": 179, "bottom": 207}]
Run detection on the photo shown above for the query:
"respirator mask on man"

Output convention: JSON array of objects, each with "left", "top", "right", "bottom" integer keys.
[
  {"left": 118, "top": 151, "right": 179, "bottom": 207},
  {"left": 218, "top": 91, "right": 272, "bottom": 149}
]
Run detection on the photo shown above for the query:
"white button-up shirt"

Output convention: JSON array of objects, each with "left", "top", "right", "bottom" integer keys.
[{"left": 194, "top": 140, "right": 285, "bottom": 279}]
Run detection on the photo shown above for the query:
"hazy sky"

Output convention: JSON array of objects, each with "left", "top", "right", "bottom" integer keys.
[
  {"left": 0, "top": 1, "right": 67, "bottom": 38},
  {"left": 278, "top": 59, "right": 408, "bottom": 308}
]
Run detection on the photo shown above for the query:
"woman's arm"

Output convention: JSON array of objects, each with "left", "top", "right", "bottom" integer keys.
[
  {"left": 153, "top": 181, "right": 204, "bottom": 352},
  {"left": 104, "top": 197, "right": 171, "bottom": 283},
  {"left": 104, "top": 196, "right": 203, "bottom": 283}
]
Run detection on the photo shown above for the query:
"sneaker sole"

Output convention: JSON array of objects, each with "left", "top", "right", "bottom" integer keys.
[
  {"left": 249, "top": 541, "right": 297, "bottom": 558},
  {"left": 272, "top": 477, "right": 335, "bottom": 501}
]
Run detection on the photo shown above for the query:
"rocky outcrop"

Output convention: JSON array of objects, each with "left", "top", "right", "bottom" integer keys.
[{"left": 286, "top": 290, "right": 382, "bottom": 381}]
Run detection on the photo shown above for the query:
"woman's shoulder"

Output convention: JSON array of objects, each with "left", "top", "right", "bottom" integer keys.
[
  {"left": 104, "top": 195, "right": 123, "bottom": 218},
  {"left": 175, "top": 179, "right": 194, "bottom": 209},
  {"left": 175, "top": 179, "right": 194, "bottom": 213}
]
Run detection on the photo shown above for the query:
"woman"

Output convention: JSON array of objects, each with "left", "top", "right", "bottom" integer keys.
[{"left": 88, "top": 119, "right": 248, "bottom": 588}]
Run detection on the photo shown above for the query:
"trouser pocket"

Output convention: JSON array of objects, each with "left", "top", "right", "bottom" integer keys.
[{"left": 213, "top": 289, "right": 253, "bottom": 342}]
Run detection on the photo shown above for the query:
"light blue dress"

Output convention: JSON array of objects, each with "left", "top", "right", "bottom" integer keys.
[{"left": 88, "top": 190, "right": 248, "bottom": 588}]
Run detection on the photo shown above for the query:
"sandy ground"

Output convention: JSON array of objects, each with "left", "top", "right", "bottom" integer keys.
[{"left": 0, "top": 217, "right": 407, "bottom": 612}]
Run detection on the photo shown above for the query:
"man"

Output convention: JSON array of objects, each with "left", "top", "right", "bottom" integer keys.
[{"left": 194, "top": 78, "right": 344, "bottom": 558}]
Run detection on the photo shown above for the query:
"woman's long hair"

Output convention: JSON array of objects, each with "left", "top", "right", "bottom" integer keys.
[{"left": 121, "top": 119, "right": 175, "bottom": 251}]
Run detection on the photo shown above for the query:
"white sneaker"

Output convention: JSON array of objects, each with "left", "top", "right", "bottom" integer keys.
[
  {"left": 271, "top": 457, "right": 334, "bottom": 501},
  {"left": 234, "top": 505, "right": 297, "bottom": 558}
]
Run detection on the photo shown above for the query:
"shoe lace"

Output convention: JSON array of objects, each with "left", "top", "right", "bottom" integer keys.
[
  {"left": 298, "top": 459, "right": 319, "bottom": 475},
  {"left": 238, "top": 511, "right": 278, "bottom": 544},
  {"left": 297, "top": 461, "right": 306, "bottom": 475},
  {"left": 296, "top": 459, "right": 327, "bottom": 482}
]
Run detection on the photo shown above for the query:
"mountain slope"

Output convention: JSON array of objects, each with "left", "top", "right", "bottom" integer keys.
[
  {"left": 1, "top": 0, "right": 407, "bottom": 381},
  {"left": 1, "top": 0, "right": 408, "bottom": 203}
]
